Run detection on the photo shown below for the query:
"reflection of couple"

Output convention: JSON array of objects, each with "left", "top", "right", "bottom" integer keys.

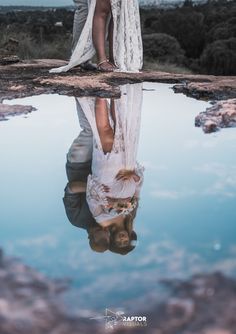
[
  {"left": 50, "top": 0, "right": 143, "bottom": 73},
  {"left": 63, "top": 84, "right": 144, "bottom": 255}
]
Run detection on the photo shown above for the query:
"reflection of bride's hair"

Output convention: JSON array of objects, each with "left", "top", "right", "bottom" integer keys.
[{"left": 109, "top": 205, "right": 138, "bottom": 256}]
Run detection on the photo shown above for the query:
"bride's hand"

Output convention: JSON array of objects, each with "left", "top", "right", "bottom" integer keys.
[
  {"left": 116, "top": 170, "right": 131, "bottom": 181},
  {"left": 102, "top": 184, "right": 110, "bottom": 193},
  {"left": 116, "top": 169, "right": 139, "bottom": 181}
]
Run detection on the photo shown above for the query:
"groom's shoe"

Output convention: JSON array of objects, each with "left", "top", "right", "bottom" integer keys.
[{"left": 80, "top": 60, "right": 97, "bottom": 71}]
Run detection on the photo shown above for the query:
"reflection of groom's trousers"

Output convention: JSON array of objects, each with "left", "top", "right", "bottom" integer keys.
[
  {"left": 67, "top": 98, "right": 93, "bottom": 174},
  {"left": 72, "top": 0, "right": 88, "bottom": 52},
  {"left": 63, "top": 99, "right": 94, "bottom": 229}
]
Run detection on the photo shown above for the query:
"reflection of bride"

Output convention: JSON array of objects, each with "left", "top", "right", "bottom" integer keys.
[
  {"left": 77, "top": 83, "right": 144, "bottom": 251},
  {"left": 50, "top": 0, "right": 143, "bottom": 73}
]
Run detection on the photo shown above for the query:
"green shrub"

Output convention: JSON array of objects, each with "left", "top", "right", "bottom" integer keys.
[
  {"left": 200, "top": 37, "right": 236, "bottom": 75},
  {"left": 206, "top": 18, "right": 236, "bottom": 42},
  {"left": 143, "top": 33, "right": 185, "bottom": 64}
]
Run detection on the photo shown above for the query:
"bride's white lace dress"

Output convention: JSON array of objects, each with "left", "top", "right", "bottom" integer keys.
[
  {"left": 76, "top": 83, "right": 144, "bottom": 223},
  {"left": 50, "top": 0, "right": 143, "bottom": 73}
]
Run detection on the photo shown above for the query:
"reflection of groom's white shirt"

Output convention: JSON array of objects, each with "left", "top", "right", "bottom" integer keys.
[{"left": 77, "top": 84, "right": 144, "bottom": 224}]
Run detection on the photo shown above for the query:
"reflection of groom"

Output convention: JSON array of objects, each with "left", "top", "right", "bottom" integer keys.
[
  {"left": 63, "top": 98, "right": 109, "bottom": 252},
  {"left": 72, "top": 0, "right": 96, "bottom": 70}
]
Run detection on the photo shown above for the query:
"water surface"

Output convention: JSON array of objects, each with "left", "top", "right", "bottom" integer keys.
[{"left": 1, "top": 82, "right": 236, "bottom": 313}]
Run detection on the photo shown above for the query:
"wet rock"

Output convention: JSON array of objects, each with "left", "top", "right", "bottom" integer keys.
[
  {"left": 0, "top": 59, "right": 235, "bottom": 102},
  {"left": 173, "top": 79, "right": 236, "bottom": 101},
  {"left": 114, "top": 272, "right": 236, "bottom": 334},
  {"left": 195, "top": 98, "right": 236, "bottom": 133},
  {"left": 164, "top": 297, "right": 195, "bottom": 328},
  {"left": 0, "top": 103, "right": 36, "bottom": 120},
  {"left": 0, "top": 249, "right": 100, "bottom": 334},
  {"left": 203, "top": 330, "right": 233, "bottom": 334},
  {"left": 1, "top": 246, "right": 236, "bottom": 334},
  {"left": 0, "top": 248, "right": 3, "bottom": 267},
  {"left": 0, "top": 55, "right": 20, "bottom": 65}
]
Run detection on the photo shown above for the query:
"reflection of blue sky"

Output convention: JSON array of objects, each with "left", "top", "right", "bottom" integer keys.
[{"left": 0, "top": 83, "right": 236, "bottom": 312}]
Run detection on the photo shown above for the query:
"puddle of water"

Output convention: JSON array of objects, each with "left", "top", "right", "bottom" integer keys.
[{"left": 0, "top": 82, "right": 236, "bottom": 313}]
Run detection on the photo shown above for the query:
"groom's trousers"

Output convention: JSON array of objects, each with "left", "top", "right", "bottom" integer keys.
[{"left": 72, "top": 0, "right": 89, "bottom": 52}]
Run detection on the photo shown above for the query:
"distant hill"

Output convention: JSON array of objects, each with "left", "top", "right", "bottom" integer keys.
[
  {"left": 0, "top": 0, "right": 205, "bottom": 8},
  {"left": 0, "top": 6, "right": 74, "bottom": 12},
  {"left": 0, "top": 0, "right": 69, "bottom": 5},
  {"left": 140, "top": 0, "right": 207, "bottom": 7}
]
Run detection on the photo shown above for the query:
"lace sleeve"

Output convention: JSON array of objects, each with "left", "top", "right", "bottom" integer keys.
[
  {"left": 134, "top": 163, "right": 144, "bottom": 197},
  {"left": 86, "top": 175, "right": 108, "bottom": 217}
]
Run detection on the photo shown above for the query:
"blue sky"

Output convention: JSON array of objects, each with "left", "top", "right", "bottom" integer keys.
[{"left": 0, "top": 0, "right": 72, "bottom": 5}]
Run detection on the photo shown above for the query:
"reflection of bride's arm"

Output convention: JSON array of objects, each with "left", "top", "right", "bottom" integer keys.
[
  {"left": 134, "top": 163, "right": 145, "bottom": 198},
  {"left": 86, "top": 175, "right": 108, "bottom": 218},
  {"left": 95, "top": 97, "right": 115, "bottom": 154}
]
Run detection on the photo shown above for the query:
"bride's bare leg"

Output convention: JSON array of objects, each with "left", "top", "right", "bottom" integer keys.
[
  {"left": 92, "top": 0, "right": 114, "bottom": 71},
  {"left": 95, "top": 98, "right": 114, "bottom": 153}
]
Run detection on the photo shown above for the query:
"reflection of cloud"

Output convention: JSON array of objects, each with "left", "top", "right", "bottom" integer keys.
[
  {"left": 6, "top": 233, "right": 236, "bottom": 311},
  {"left": 150, "top": 188, "right": 196, "bottom": 200},
  {"left": 185, "top": 132, "right": 236, "bottom": 150},
  {"left": 184, "top": 139, "right": 219, "bottom": 149},
  {"left": 17, "top": 235, "right": 59, "bottom": 248},
  {"left": 142, "top": 161, "right": 168, "bottom": 171},
  {"left": 194, "top": 162, "right": 236, "bottom": 177},
  {"left": 184, "top": 140, "right": 199, "bottom": 149},
  {"left": 212, "top": 259, "right": 236, "bottom": 275},
  {"left": 229, "top": 245, "right": 236, "bottom": 254},
  {"left": 134, "top": 241, "right": 203, "bottom": 277},
  {"left": 195, "top": 163, "right": 236, "bottom": 198},
  {"left": 67, "top": 241, "right": 199, "bottom": 308},
  {"left": 150, "top": 163, "right": 236, "bottom": 199},
  {"left": 204, "top": 182, "right": 236, "bottom": 198}
]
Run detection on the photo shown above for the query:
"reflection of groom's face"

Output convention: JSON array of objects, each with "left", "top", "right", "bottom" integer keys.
[
  {"left": 88, "top": 227, "right": 110, "bottom": 253},
  {"left": 94, "top": 228, "right": 110, "bottom": 244}
]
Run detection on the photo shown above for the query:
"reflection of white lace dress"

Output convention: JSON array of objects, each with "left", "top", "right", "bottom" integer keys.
[
  {"left": 77, "top": 83, "right": 144, "bottom": 223},
  {"left": 50, "top": 0, "right": 143, "bottom": 73}
]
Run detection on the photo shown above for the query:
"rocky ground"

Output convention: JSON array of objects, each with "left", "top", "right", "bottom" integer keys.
[
  {"left": 0, "top": 248, "right": 99, "bottom": 334},
  {"left": 0, "top": 59, "right": 235, "bottom": 132},
  {"left": 1, "top": 248, "right": 236, "bottom": 334},
  {"left": 0, "top": 103, "right": 36, "bottom": 121},
  {"left": 195, "top": 98, "right": 236, "bottom": 133}
]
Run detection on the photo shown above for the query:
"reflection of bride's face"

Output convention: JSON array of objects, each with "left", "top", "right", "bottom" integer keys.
[{"left": 114, "top": 230, "right": 130, "bottom": 248}]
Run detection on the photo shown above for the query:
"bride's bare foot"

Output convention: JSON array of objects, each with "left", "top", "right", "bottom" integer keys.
[
  {"left": 109, "top": 60, "right": 118, "bottom": 70},
  {"left": 97, "top": 60, "right": 114, "bottom": 72}
]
